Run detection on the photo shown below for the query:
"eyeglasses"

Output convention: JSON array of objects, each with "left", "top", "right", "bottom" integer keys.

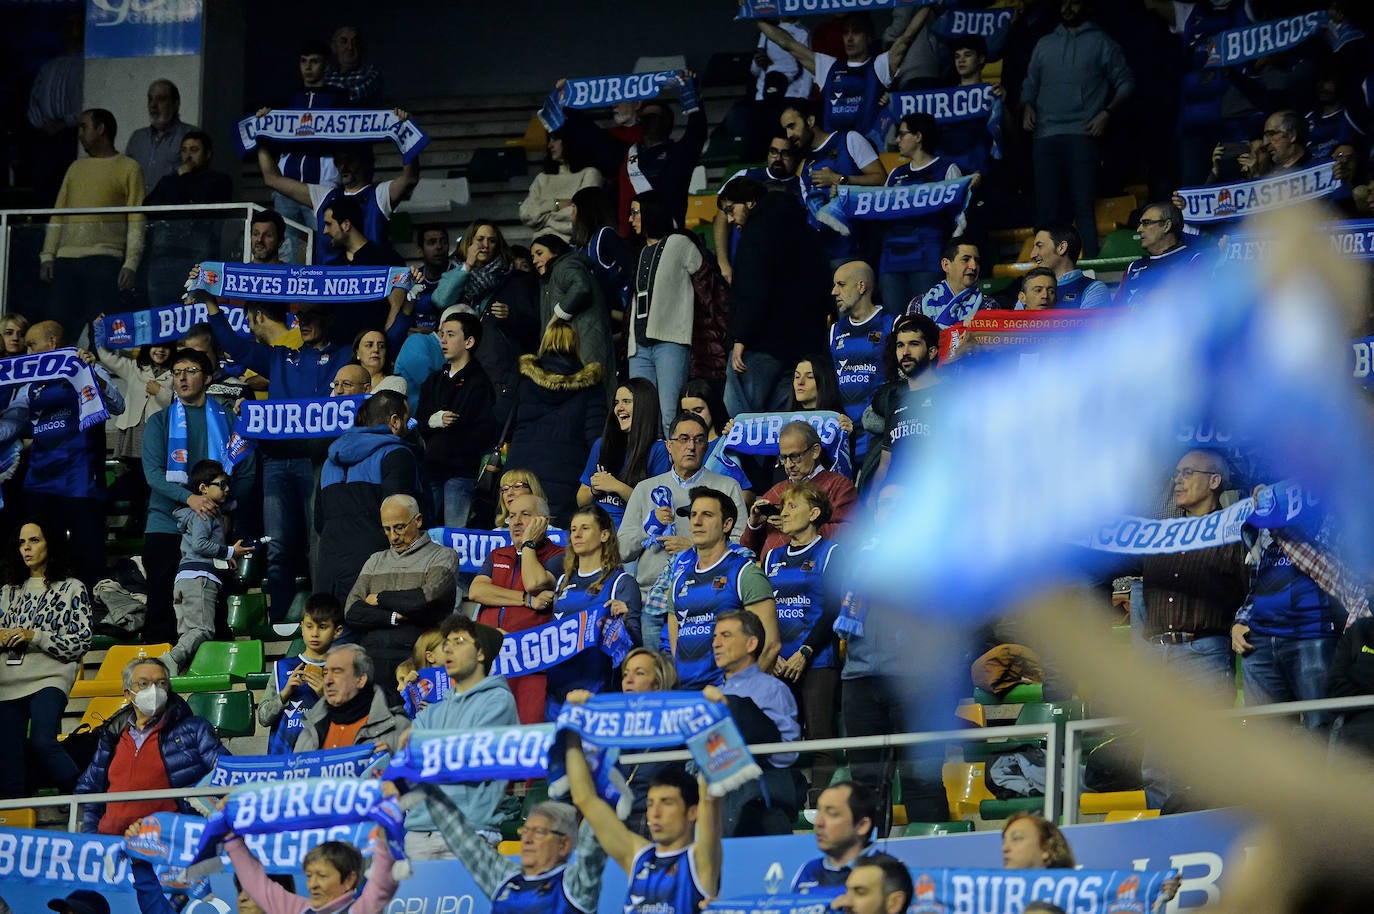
[
  {"left": 766, "top": 147, "right": 790, "bottom": 159},
  {"left": 171, "top": 367, "right": 202, "bottom": 378},
  {"left": 669, "top": 434, "right": 707, "bottom": 446},
  {"left": 130, "top": 678, "right": 168, "bottom": 691},
  {"left": 500, "top": 482, "right": 530, "bottom": 493},
  {"left": 1137, "top": 218, "right": 1168, "bottom": 227},
  {"left": 777, "top": 447, "right": 817, "bottom": 467},
  {"left": 896, "top": 129, "right": 914, "bottom": 138},
  {"left": 518, "top": 825, "right": 566, "bottom": 840},
  {"left": 1173, "top": 468, "right": 1217, "bottom": 482},
  {"left": 208, "top": 479, "right": 231, "bottom": 489},
  {"left": 382, "top": 517, "right": 419, "bottom": 535}
]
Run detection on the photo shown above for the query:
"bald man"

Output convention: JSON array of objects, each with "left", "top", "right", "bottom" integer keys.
[
  {"left": 829, "top": 261, "right": 894, "bottom": 466},
  {"left": 0, "top": 321, "right": 125, "bottom": 585},
  {"left": 331, "top": 364, "right": 372, "bottom": 397}
]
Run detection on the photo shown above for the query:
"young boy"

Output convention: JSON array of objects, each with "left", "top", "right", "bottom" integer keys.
[
  {"left": 417, "top": 312, "right": 498, "bottom": 527},
  {"left": 165, "top": 460, "right": 253, "bottom": 675},
  {"left": 257, "top": 593, "right": 343, "bottom": 753}
]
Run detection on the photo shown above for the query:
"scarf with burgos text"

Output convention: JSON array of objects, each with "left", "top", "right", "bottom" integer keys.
[
  {"left": 736, "top": 0, "right": 939, "bottom": 19},
  {"left": 491, "top": 604, "right": 635, "bottom": 680},
  {"left": 233, "top": 109, "right": 429, "bottom": 164},
  {"left": 187, "top": 262, "right": 413, "bottom": 303},
  {"left": 1204, "top": 11, "right": 1327, "bottom": 68},
  {"left": 548, "top": 691, "right": 761, "bottom": 801},
  {"left": 539, "top": 71, "right": 697, "bottom": 133},
  {"left": 0, "top": 348, "right": 109, "bottom": 430},
  {"left": 95, "top": 301, "right": 268, "bottom": 349}
]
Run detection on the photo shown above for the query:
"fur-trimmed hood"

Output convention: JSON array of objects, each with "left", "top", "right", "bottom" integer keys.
[{"left": 518, "top": 353, "right": 603, "bottom": 392}]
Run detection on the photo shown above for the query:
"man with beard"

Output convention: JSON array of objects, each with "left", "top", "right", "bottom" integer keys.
[
  {"left": 907, "top": 240, "right": 983, "bottom": 327},
  {"left": 867, "top": 314, "right": 940, "bottom": 493},
  {"left": 257, "top": 126, "right": 419, "bottom": 266},
  {"left": 124, "top": 79, "right": 196, "bottom": 190},
  {"left": 317, "top": 195, "right": 409, "bottom": 346},
  {"left": 713, "top": 132, "right": 801, "bottom": 283},
  {"left": 248, "top": 209, "right": 286, "bottom": 265}
]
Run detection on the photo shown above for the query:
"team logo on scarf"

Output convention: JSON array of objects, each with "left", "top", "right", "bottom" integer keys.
[
  {"left": 188, "top": 262, "right": 413, "bottom": 302},
  {"left": 233, "top": 109, "right": 430, "bottom": 164},
  {"left": 1177, "top": 161, "right": 1338, "bottom": 223},
  {"left": 0, "top": 348, "right": 110, "bottom": 430}
]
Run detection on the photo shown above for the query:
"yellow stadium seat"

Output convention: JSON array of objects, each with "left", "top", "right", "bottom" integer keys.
[
  {"left": 684, "top": 194, "right": 719, "bottom": 230},
  {"left": 67, "top": 696, "right": 130, "bottom": 735},
  {"left": 0, "top": 809, "right": 35, "bottom": 829},
  {"left": 944, "top": 761, "right": 996, "bottom": 820},
  {"left": 879, "top": 152, "right": 906, "bottom": 173},
  {"left": 70, "top": 644, "right": 172, "bottom": 698},
  {"left": 1104, "top": 809, "right": 1160, "bottom": 823},
  {"left": 505, "top": 115, "right": 547, "bottom": 153},
  {"left": 1094, "top": 195, "right": 1138, "bottom": 235},
  {"left": 1080, "top": 790, "right": 1148, "bottom": 815},
  {"left": 498, "top": 840, "right": 521, "bottom": 856}
]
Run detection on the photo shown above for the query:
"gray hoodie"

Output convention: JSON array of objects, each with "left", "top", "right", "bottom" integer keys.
[
  {"left": 1021, "top": 20, "right": 1135, "bottom": 139},
  {"left": 173, "top": 504, "right": 232, "bottom": 579}
]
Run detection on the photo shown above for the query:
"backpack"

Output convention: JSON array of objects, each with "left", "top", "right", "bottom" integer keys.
[{"left": 681, "top": 231, "right": 731, "bottom": 382}]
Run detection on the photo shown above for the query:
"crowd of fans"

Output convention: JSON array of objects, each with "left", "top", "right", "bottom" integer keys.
[{"left": 5, "top": 1, "right": 1374, "bottom": 912}]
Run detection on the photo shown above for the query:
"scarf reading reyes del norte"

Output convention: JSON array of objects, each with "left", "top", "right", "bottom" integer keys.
[
  {"left": 0, "top": 348, "right": 110, "bottom": 430},
  {"left": 736, "top": 0, "right": 938, "bottom": 19},
  {"left": 712, "top": 410, "right": 853, "bottom": 480},
  {"left": 1224, "top": 219, "right": 1374, "bottom": 266},
  {"left": 540, "top": 71, "right": 696, "bottom": 133},
  {"left": 492, "top": 604, "right": 635, "bottom": 680},
  {"left": 1176, "top": 161, "right": 1338, "bottom": 224},
  {"left": 428, "top": 526, "right": 569, "bottom": 575},
  {"left": 203, "top": 744, "right": 386, "bottom": 787},
  {"left": 95, "top": 301, "right": 267, "bottom": 349},
  {"left": 189, "top": 262, "right": 413, "bottom": 303},
  {"left": 708, "top": 868, "right": 1176, "bottom": 914},
  {"left": 1204, "top": 11, "right": 1327, "bottom": 68},
  {"left": 548, "top": 691, "right": 762, "bottom": 800},
  {"left": 185, "top": 778, "right": 408, "bottom": 879},
  {"left": 233, "top": 109, "right": 430, "bottom": 164},
  {"left": 1088, "top": 481, "right": 1318, "bottom": 556}
]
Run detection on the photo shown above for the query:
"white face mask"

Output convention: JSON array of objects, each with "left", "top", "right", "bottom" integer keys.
[{"left": 132, "top": 683, "right": 168, "bottom": 716}]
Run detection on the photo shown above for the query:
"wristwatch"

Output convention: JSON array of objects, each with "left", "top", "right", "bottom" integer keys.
[
  {"left": 520, "top": 540, "right": 539, "bottom": 552},
  {"left": 799, "top": 645, "right": 814, "bottom": 660}
]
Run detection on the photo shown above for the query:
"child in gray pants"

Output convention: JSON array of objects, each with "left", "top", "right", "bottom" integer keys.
[{"left": 165, "top": 459, "right": 253, "bottom": 675}]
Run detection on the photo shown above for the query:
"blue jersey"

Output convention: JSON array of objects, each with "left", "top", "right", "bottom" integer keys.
[
  {"left": 668, "top": 550, "right": 757, "bottom": 689},
  {"left": 313, "top": 181, "right": 394, "bottom": 265},
  {"left": 1056, "top": 270, "right": 1112, "bottom": 310},
  {"left": 801, "top": 131, "right": 874, "bottom": 260},
  {"left": 9, "top": 377, "right": 111, "bottom": 499},
  {"left": 581, "top": 438, "right": 672, "bottom": 529},
  {"left": 831, "top": 309, "right": 893, "bottom": 466},
  {"left": 764, "top": 538, "right": 840, "bottom": 669},
  {"left": 626, "top": 845, "right": 708, "bottom": 914},
  {"left": 1308, "top": 108, "right": 1361, "bottom": 161},
  {"left": 266, "top": 654, "right": 323, "bottom": 754},
  {"left": 547, "top": 567, "right": 641, "bottom": 714},
  {"left": 1115, "top": 242, "right": 1209, "bottom": 307},
  {"left": 791, "top": 855, "right": 857, "bottom": 895},
  {"left": 816, "top": 52, "right": 891, "bottom": 139},
  {"left": 881, "top": 158, "right": 963, "bottom": 275},
  {"left": 492, "top": 864, "right": 585, "bottom": 914}
]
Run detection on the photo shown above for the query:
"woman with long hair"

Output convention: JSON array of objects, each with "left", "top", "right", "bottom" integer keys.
[
  {"left": 530, "top": 234, "right": 614, "bottom": 397},
  {"left": 765, "top": 480, "right": 842, "bottom": 789},
  {"left": 0, "top": 519, "right": 91, "bottom": 798},
  {"left": 570, "top": 185, "right": 633, "bottom": 324},
  {"left": 545, "top": 505, "right": 641, "bottom": 719},
  {"left": 627, "top": 190, "right": 702, "bottom": 434},
  {"left": 576, "top": 378, "right": 669, "bottom": 528},
  {"left": 351, "top": 328, "right": 406, "bottom": 395},
  {"left": 786, "top": 355, "right": 846, "bottom": 415},
  {"left": 520, "top": 128, "right": 603, "bottom": 243},
  {"left": 504, "top": 321, "right": 607, "bottom": 526}
]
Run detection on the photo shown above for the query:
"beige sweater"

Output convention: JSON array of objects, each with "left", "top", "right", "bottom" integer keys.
[
  {"left": 0, "top": 578, "right": 91, "bottom": 701},
  {"left": 519, "top": 166, "right": 603, "bottom": 242},
  {"left": 42, "top": 154, "right": 146, "bottom": 269}
]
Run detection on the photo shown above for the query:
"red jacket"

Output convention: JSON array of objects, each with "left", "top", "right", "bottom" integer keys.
[{"left": 741, "top": 469, "right": 858, "bottom": 557}]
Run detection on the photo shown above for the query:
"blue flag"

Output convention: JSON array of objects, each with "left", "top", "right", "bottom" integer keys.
[
  {"left": 189, "top": 262, "right": 413, "bottom": 303},
  {"left": 1204, "top": 11, "right": 1327, "bottom": 68}
]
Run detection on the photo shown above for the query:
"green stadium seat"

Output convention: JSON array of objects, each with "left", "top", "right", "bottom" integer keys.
[
  {"left": 971, "top": 683, "right": 1044, "bottom": 705},
  {"left": 183, "top": 640, "right": 265, "bottom": 682},
  {"left": 245, "top": 672, "right": 272, "bottom": 691},
  {"left": 979, "top": 796, "right": 1045, "bottom": 820},
  {"left": 227, "top": 593, "right": 270, "bottom": 639},
  {"left": 187, "top": 690, "right": 255, "bottom": 739},
  {"left": 964, "top": 700, "right": 1085, "bottom": 761},
  {"left": 1096, "top": 229, "right": 1143, "bottom": 261},
  {"left": 285, "top": 592, "right": 309, "bottom": 624},
  {"left": 904, "top": 820, "right": 975, "bottom": 837},
  {"left": 169, "top": 673, "right": 232, "bottom": 694}
]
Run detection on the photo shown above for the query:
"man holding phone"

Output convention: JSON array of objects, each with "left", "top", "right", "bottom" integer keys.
[{"left": 742, "top": 420, "right": 857, "bottom": 557}]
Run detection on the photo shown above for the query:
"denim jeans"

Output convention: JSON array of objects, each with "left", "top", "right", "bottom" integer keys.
[
  {"left": 724, "top": 349, "right": 791, "bottom": 418},
  {"left": 273, "top": 192, "right": 316, "bottom": 264},
  {"left": 1241, "top": 633, "right": 1338, "bottom": 729},
  {"left": 430, "top": 476, "right": 477, "bottom": 528},
  {"left": 1141, "top": 634, "right": 1235, "bottom": 809},
  {"left": 1033, "top": 134, "right": 1101, "bottom": 259},
  {"left": 640, "top": 610, "right": 665, "bottom": 655},
  {"left": 0, "top": 686, "right": 77, "bottom": 797},
  {"left": 629, "top": 341, "right": 691, "bottom": 436},
  {"left": 263, "top": 456, "right": 317, "bottom": 621}
]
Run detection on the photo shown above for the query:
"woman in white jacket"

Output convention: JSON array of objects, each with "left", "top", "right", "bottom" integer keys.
[{"left": 519, "top": 129, "right": 603, "bottom": 243}]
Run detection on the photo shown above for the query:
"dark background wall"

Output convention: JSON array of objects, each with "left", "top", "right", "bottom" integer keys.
[{"left": 242, "top": 0, "right": 764, "bottom": 106}]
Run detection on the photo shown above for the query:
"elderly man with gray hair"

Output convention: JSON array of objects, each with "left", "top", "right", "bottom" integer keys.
[
  {"left": 293, "top": 643, "right": 409, "bottom": 753},
  {"left": 344, "top": 493, "right": 460, "bottom": 685},
  {"left": 741, "top": 419, "right": 858, "bottom": 557}
]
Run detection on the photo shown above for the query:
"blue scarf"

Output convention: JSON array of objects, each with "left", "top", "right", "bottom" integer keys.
[
  {"left": 166, "top": 396, "right": 232, "bottom": 483},
  {"left": 1177, "top": 161, "right": 1338, "bottom": 223},
  {"left": 1355, "top": 335, "right": 1374, "bottom": 389},
  {"left": 237, "top": 396, "right": 362, "bottom": 440},
  {"left": 642, "top": 484, "right": 677, "bottom": 550},
  {"left": 1225, "top": 219, "right": 1374, "bottom": 265},
  {"left": 403, "top": 665, "right": 451, "bottom": 717},
  {"left": 1204, "top": 11, "right": 1326, "bottom": 67},
  {"left": 189, "top": 262, "right": 414, "bottom": 303},
  {"left": 914, "top": 281, "right": 984, "bottom": 328},
  {"left": 203, "top": 745, "right": 385, "bottom": 787},
  {"left": 548, "top": 691, "right": 762, "bottom": 799},
  {"left": 1324, "top": 17, "right": 1365, "bottom": 53},
  {"left": 94, "top": 301, "right": 261, "bottom": 349},
  {"left": 931, "top": 7, "right": 1015, "bottom": 58},
  {"left": 113, "top": 811, "right": 382, "bottom": 875},
  {"left": 492, "top": 605, "right": 632, "bottom": 679},
  {"left": 233, "top": 108, "right": 430, "bottom": 164},
  {"left": 540, "top": 70, "right": 697, "bottom": 132},
  {"left": 713, "top": 410, "right": 853, "bottom": 480},
  {"left": 737, "top": 0, "right": 938, "bottom": 19},
  {"left": 0, "top": 825, "right": 130, "bottom": 891},
  {"left": 818, "top": 177, "right": 973, "bottom": 238},
  {"left": 0, "top": 348, "right": 110, "bottom": 431},
  {"left": 710, "top": 868, "right": 1175, "bottom": 914},
  {"left": 1089, "top": 482, "right": 1318, "bottom": 555},
  {"left": 186, "top": 778, "right": 408, "bottom": 879},
  {"left": 890, "top": 84, "right": 999, "bottom": 124},
  {"left": 833, "top": 585, "right": 868, "bottom": 639},
  {"left": 427, "top": 527, "right": 569, "bottom": 574}
]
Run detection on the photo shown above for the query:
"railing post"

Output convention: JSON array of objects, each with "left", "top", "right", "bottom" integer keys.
[
  {"left": 243, "top": 204, "right": 257, "bottom": 265},
  {"left": 0, "top": 213, "right": 9, "bottom": 317},
  {"left": 1044, "top": 719, "right": 1060, "bottom": 822},
  {"left": 1062, "top": 721, "right": 1083, "bottom": 826}
]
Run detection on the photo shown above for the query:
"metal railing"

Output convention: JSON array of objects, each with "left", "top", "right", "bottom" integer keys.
[
  {"left": 0, "top": 202, "right": 315, "bottom": 316},
  {"left": 5, "top": 694, "right": 1371, "bottom": 835}
]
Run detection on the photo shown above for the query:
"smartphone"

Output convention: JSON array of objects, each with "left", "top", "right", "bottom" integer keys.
[
  {"left": 5, "top": 650, "right": 23, "bottom": 666},
  {"left": 756, "top": 502, "right": 781, "bottom": 518}
]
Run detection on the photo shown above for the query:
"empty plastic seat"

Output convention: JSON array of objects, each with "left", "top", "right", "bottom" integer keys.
[
  {"left": 226, "top": 593, "right": 270, "bottom": 639},
  {"left": 1080, "top": 790, "right": 1148, "bottom": 815},
  {"left": 184, "top": 641, "right": 265, "bottom": 682},
  {"left": 505, "top": 115, "right": 548, "bottom": 152},
  {"left": 0, "top": 809, "right": 35, "bottom": 829},
  {"left": 187, "top": 690, "right": 254, "bottom": 739},
  {"left": 1094, "top": 195, "right": 1138, "bottom": 234},
  {"left": 979, "top": 796, "right": 1044, "bottom": 820},
  {"left": 70, "top": 643, "right": 173, "bottom": 698},
  {"left": 1104, "top": 809, "right": 1159, "bottom": 823},
  {"left": 685, "top": 194, "right": 719, "bottom": 230},
  {"left": 943, "top": 762, "right": 996, "bottom": 820},
  {"left": 904, "top": 820, "right": 975, "bottom": 837},
  {"left": 65, "top": 696, "right": 130, "bottom": 735}
]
